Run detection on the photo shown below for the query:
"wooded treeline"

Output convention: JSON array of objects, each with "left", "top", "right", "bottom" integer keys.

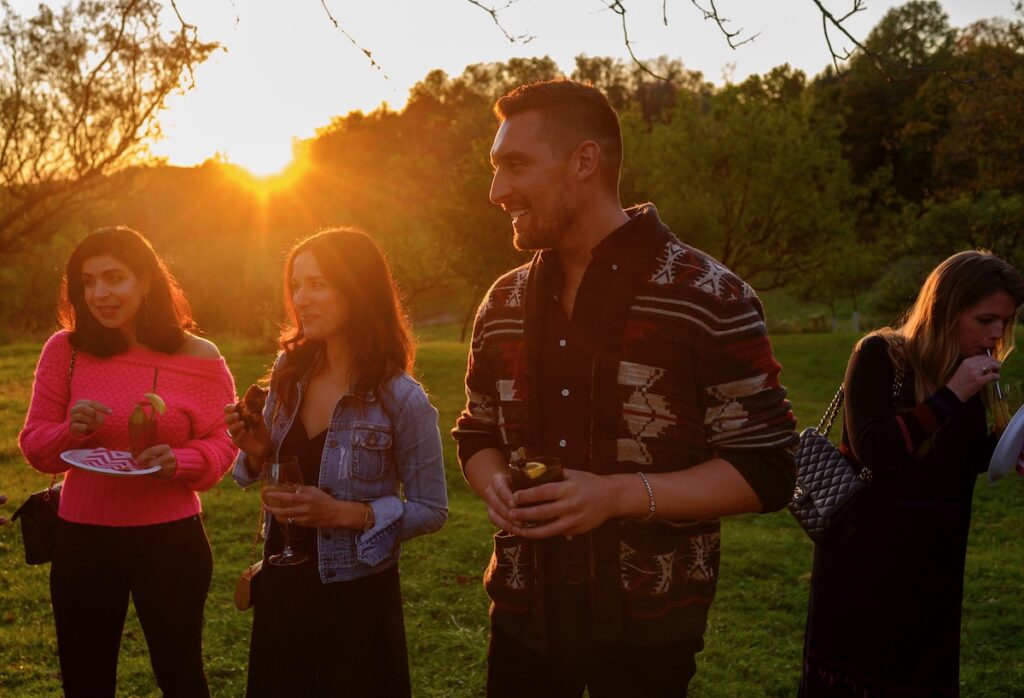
[{"left": 2, "top": 1, "right": 1022, "bottom": 342}]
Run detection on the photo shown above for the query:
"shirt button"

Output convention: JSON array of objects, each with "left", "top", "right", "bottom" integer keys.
[
  {"left": 329, "top": 439, "right": 338, "bottom": 448},
  {"left": 561, "top": 388, "right": 570, "bottom": 397},
  {"left": 559, "top": 339, "right": 566, "bottom": 347},
  {"left": 611, "top": 263, "right": 618, "bottom": 271},
  {"left": 559, "top": 439, "right": 567, "bottom": 448}
]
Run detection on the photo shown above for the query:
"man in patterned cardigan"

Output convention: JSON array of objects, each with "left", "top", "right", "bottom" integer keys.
[{"left": 452, "top": 79, "right": 798, "bottom": 697}]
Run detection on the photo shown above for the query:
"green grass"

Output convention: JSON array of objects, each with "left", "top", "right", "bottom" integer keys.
[{"left": 1, "top": 329, "right": 1022, "bottom": 697}]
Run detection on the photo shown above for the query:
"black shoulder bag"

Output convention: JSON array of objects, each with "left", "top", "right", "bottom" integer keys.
[{"left": 788, "top": 364, "right": 904, "bottom": 543}]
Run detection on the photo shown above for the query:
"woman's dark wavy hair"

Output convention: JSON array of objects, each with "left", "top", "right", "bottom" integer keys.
[
  {"left": 270, "top": 227, "right": 414, "bottom": 414},
  {"left": 57, "top": 226, "right": 195, "bottom": 357}
]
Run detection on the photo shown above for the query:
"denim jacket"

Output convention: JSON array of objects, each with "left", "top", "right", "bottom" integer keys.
[{"left": 233, "top": 363, "right": 448, "bottom": 583}]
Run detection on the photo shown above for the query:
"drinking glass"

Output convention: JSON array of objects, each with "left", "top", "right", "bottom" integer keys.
[
  {"left": 128, "top": 401, "right": 158, "bottom": 456},
  {"left": 261, "top": 456, "right": 308, "bottom": 566},
  {"left": 990, "top": 380, "right": 1024, "bottom": 432},
  {"left": 508, "top": 454, "right": 564, "bottom": 527}
]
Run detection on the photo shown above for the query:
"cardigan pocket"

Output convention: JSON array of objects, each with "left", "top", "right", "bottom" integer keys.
[
  {"left": 483, "top": 531, "right": 535, "bottom": 614},
  {"left": 617, "top": 520, "right": 720, "bottom": 618}
]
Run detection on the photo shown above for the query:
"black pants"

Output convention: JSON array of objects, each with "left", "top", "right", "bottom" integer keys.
[
  {"left": 486, "top": 583, "right": 703, "bottom": 697},
  {"left": 50, "top": 516, "right": 213, "bottom": 698}
]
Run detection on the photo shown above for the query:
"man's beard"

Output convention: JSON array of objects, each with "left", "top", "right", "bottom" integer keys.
[{"left": 512, "top": 193, "right": 575, "bottom": 252}]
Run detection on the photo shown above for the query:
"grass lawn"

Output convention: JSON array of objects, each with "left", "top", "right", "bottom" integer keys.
[{"left": 1, "top": 329, "right": 1022, "bottom": 697}]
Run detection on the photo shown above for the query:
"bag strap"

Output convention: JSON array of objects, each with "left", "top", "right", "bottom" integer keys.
[
  {"left": 67, "top": 348, "right": 77, "bottom": 396},
  {"left": 247, "top": 504, "right": 263, "bottom": 568},
  {"left": 817, "top": 385, "right": 845, "bottom": 436},
  {"left": 51, "top": 347, "right": 78, "bottom": 498}
]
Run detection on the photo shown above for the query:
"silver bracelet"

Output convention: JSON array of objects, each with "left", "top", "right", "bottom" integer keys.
[{"left": 637, "top": 472, "right": 656, "bottom": 522}]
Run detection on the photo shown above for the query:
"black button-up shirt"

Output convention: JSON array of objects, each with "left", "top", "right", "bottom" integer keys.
[{"left": 535, "top": 218, "right": 639, "bottom": 583}]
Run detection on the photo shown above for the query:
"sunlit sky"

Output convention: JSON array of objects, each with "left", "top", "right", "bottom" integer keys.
[{"left": 10, "top": 0, "right": 1017, "bottom": 175}]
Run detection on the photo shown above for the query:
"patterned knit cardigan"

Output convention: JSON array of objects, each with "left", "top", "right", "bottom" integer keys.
[{"left": 453, "top": 204, "right": 798, "bottom": 649}]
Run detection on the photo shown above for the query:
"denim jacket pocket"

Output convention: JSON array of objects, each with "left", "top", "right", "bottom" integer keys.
[{"left": 351, "top": 427, "right": 393, "bottom": 482}]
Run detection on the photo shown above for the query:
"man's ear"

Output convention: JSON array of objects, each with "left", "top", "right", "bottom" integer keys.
[{"left": 572, "top": 140, "right": 602, "bottom": 182}]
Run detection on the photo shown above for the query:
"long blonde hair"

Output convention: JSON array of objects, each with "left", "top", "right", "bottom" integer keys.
[{"left": 867, "top": 250, "right": 1024, "bottom": 402}]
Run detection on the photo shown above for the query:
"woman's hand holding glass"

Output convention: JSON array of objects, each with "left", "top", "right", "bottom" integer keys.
[
  {"left": 261, "top": 485, "right": 367, "bottom": 530},
  {"left": 68, "top": 399, "right": 112, "bottom": 436},
  {"left": 946, "top": 354, "right": 1002, "bottom": 402},
  {"left": 223, "top": 403, "right": 272, "bottom": 473}
]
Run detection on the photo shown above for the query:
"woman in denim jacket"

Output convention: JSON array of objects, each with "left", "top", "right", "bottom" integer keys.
[{"left": 225, "top": 228, "right": 448, "bottom": 697}]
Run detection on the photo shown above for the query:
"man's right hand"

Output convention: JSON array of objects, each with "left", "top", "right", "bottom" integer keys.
[
  {"left": 482, "top": 470, "right": 519, "bottom": 531},
  {"left": 464, "top": 448, "right": 521, "bottom": 533}
]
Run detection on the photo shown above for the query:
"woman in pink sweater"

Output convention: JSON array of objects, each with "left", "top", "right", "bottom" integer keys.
[{"left": 19, "top": 226, "right": 237, "bottom": 698}]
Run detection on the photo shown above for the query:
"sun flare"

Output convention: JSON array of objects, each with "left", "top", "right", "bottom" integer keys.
[
  {"left": 225, "top": 142, "right": 296, "bottom": 178},
  {"left": 217, "top": 152, "right": 309, "bottom": 198}
]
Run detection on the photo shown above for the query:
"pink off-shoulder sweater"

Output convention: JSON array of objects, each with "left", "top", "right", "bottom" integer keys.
[{"left": 19, "top": 331, "right": 239, "bottom": 526}]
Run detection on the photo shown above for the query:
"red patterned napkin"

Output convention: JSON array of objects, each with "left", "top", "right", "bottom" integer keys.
[{"left": 83, "top": 448, "right": 142, "bottom": 472}]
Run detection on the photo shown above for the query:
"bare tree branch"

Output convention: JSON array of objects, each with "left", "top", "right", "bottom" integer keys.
[
  {"left": 690, "top": 0, "right": 760, "bottom": 49},
  {"left": 808, "top": 0, "right": 875, "bottom": 72},
  {"left": 320, "top": 0, "right": 389, "bottom": 80},
  {"left": 605, "top": 2, "right": 667, "bottom": 80},
  {"left": 465, "top": 0, "right": 534, "bottom": 43}
]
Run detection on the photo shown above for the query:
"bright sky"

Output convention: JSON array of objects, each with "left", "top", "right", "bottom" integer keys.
[{"left": 10, "top": 0, "right": 1016, "bottom": 175}]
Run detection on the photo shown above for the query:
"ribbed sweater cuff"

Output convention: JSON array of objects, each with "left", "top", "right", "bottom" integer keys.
[{"left": 173, "top": 446, "right": 226, "bottom": 491}]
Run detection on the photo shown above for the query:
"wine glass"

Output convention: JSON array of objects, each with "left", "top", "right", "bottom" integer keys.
[{"left": 261, "top": 456, "right": 308, "bottom": 566}]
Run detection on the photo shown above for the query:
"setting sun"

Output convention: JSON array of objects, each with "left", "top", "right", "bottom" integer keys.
[{"left": 225, "top": 140, "right": 296, "bottom": 178}]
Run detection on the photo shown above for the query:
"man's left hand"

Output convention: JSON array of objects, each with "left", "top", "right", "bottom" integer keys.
[{"left": 509, "top": 469, "right": 621, "bottom": 539}]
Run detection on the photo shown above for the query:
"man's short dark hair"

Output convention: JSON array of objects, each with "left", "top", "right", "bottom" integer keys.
[{"left": 494, "top": 79, "right": 623, "bottom": 192}]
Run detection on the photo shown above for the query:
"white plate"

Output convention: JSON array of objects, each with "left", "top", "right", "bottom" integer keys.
[
  {"left": 60, "top": 448, "right": 161, "bottom": 477},
  {"left": 989, "top": 406, "right": 1024, "bottom": 484}
]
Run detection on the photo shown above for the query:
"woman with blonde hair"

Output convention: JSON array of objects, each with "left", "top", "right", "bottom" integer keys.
[{"left": 799, "top": 250, "right": 1024, "bottom": 696}]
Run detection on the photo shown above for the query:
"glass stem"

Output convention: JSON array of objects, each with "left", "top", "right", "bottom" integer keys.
[{"left": 282, "top": 523, "right": 293, "bottom": 557}]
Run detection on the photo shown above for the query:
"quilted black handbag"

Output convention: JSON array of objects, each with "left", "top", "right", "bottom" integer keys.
[
  {"left": 789, "top": 367, "right": 903, "bottom": 543},
  {"left": 11, "top": 478, "right": 61, "bottom": 564}
]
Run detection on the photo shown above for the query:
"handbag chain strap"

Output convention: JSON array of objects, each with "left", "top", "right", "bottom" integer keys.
[
  {"left": 247, "top": 504, "right": 263, "bottom": 568},
  {"left": 47, "top": 348, "right": 79, "bottom": 501},
  {"left": 817, "top": 385, "right": 845, "bottom": 436}
]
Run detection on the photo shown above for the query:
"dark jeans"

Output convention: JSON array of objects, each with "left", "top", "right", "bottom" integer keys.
[
  {"left": 50, "top": 515, "right": 213, "bottom": 698},
  {"left": 486, "top": 583, "right": 703, "bottom": 698}
]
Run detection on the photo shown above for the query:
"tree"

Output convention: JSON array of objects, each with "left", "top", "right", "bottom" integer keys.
[
  {"left": 625, "top": 65, "right": 856, "bottom": 290},
  {"left": 0, "top": 0, "right": 217, "bottom": 254}
]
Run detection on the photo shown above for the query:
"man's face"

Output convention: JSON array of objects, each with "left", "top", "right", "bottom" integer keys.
[{"left": 489, "top": 111, "right": 576, "bottom": 251}]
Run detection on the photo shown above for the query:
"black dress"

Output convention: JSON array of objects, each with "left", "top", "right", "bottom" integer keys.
[
  {"left": 246, "top": 420, "right": 410, "bottom": 698},
  {"left": 799, "top": 336, "right": 996, "bottom": 697}
]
